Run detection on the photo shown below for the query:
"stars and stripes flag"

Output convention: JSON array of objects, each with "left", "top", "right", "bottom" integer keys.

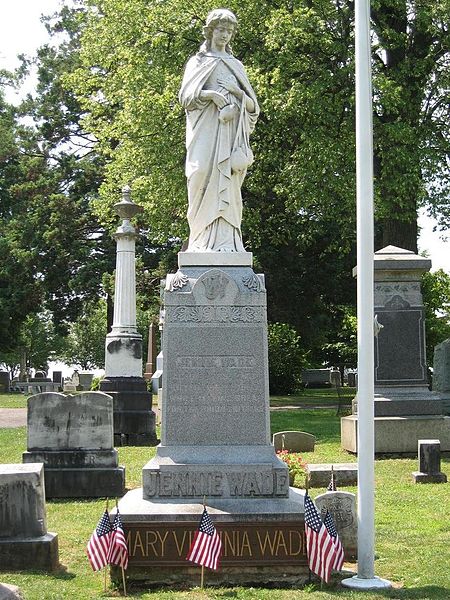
[
  {"left": 86, "top": 510, "right": 113, "bottom": 571},
  {"left": 186, "top": 507, "right": 222, "bottom": 570},
  {"left": 304, "top": 493, "right": 337, "bottom": 583},
  {"left": 108, "top": 510, "right": 129, "bottom": 570},
  {"left": 323, "top": 510, "right": 345, "bottom": 571}
]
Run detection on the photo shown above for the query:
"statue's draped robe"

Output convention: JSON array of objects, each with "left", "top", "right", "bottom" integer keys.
[{"left": 179, "top": 52, "right": 259, "bottom": 251}]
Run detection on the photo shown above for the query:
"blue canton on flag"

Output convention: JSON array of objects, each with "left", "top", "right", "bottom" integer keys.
[{"left": 86, "top": 510, "right": 113, "bottom": 571}]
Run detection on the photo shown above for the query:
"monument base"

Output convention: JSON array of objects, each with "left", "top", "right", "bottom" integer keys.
[
  {"left": 341, "top": 414, "right": 450, "bottom": 453},
  {"left": 112, "top": 487, "right": 308, "bottom": 586},
  {"left": 100, "top": 377, "right": 158, "bottom": 446},
  {"left": 0, "top": 533, "right": 59, "bottom": 571}
]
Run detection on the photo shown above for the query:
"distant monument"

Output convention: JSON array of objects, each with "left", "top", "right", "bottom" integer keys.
[
  {"left": 341, "top": 246, "right": 450, "bottom": 453},
  {"left": 115, "top": 10, "right": 306, "bottom": 586},
  {"left": 99, "top": 186, "right": 158, "bottom": 446}
]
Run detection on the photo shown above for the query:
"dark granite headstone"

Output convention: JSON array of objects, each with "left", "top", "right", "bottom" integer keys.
[{"left": 412, "top": 439, "right": 447, "bottom": 483}]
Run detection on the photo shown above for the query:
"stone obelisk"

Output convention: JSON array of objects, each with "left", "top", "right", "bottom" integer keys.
[{"left": 100, "top": 186, "right": 157, "bottom": 446}]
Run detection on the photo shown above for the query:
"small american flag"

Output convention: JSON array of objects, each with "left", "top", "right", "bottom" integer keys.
[
  {"left": 324, "top": 510, "right": 344, "bottom": 571},
  {"left": 86, "top": 510, "right": 112, "bottom": 571},
  {"left": 186, "top": 507, "right": 222, "bottom": 570},
  {"left": 327, "top": 468, "right": 337, "bottom": 492},
  {"left": 304, "top": 493, "right": 336, "bottom": 583},
  {"left": 108, "top": 510, "right": 129, "bottom": 569}
]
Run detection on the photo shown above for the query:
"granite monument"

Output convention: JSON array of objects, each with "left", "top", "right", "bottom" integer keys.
[
  {"left": 341, "top": 246, "right": 450, "bottom": 453},
  {"left": 114, "top": 9, "right": 307, "bottom": 586}
]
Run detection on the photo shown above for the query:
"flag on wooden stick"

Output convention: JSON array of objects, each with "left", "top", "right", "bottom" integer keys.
[
  {"left": 186, "top": 507, "right": 222, "bottom": 570},
  {"left": 108, "top": 509, "right": 129, "bottom": 569},
  {"left": 86, "top": 510, "right": 113, "bottom": 571},
  {"left": 304, "top": 493, "right": 337, "bottom": 583},
  {"left": 323, "top": 510, "right": 345, "bottom": 571}
]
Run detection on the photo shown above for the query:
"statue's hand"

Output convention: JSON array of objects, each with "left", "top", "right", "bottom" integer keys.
[
  {"left": 217, "top": 79, "right": 242, "bottom": 99},
  {"left": 201, "top": 90, "right": 228, "bottom": 109}
]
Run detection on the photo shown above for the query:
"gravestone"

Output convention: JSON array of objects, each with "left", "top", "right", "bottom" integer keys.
[
  {"left": 272, "top": 431, "right": 315, "bottom": 452},
  {"left": 0, "top": 372, "right": 10, "bottom": 393},
  {"left": 0, "top": 463, "right": 58, "bottom": 570},
  {"left": 315, "top": 491, "right": 357, "bottom": 559},
  {"left": 306, "top": 463, "right": 357, "bottom": 488},
  {"left": 52, "top": 371, "right": 63, "bottom": 385},
  {"left": 342, "top": 246, "right": 450, "bottom": 453},
  {"left": 433, "top": 339, "right": 450, "bottom": 414},
  {"left": 22, "top": 392, "right": 125, "bottom": 498},
  {"left": 78, "top": 372, "right": 94, "bottom": 390},
  {"left": 412, "top": 439, "right": 447, "bottom": 484}
]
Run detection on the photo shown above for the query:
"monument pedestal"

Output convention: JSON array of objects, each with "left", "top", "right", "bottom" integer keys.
[
  {"left": 114, "top": 254, "right": 307, "bottom": 585},
  {"left": 22, "top": 392, "right": 125, "bottom": 498},
  {"left": 100, "top": 377, "right": 158, "bottom": 446}
]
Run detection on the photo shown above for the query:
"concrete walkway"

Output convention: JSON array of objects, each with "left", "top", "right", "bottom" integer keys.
[{"left": 0, "top": 408, "right": 27, "bottom": 428}]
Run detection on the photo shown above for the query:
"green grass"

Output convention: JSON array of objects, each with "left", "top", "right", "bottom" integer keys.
[
  {"left": 0, "top": 404, "right": 449, "bottom": 599},
  {"left": 0, "top": 392, "right": 28, "bottom": 408},
  {"left": 270, "top": 387, "right": 355, "bottom": 408}
]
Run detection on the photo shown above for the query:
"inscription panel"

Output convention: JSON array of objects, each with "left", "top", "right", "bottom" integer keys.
[
  {"left": 125, "top": 521, "right": 307, "bottom": 567},
  {"left": 163, "top": 325, "right": 269, "bottom": 445},
  {"left": 144, "top": 468, "right": 289, "bottom": 499},
  {"left": 375, "top": 309, "right": 427, "bottom": 384}
]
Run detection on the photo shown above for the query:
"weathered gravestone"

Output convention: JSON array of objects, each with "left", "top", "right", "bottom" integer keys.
[
  {"left": 315, "top": 491, "right": 357, "bottom": 559},
  {"left": 22, "top": 392, "right": 125, "bottom": 498},
  {"left": 272, "top": 431, "right": 315, "bottom": 452},
  {"left": 0, "top": 463, "right": 58, "bottom": 570},
  {"left": 342, "top": 246, "right": 450, "bottom": 453},
  {"left": 433, "top": 339, "right": 450, "bottom": 414},
  {"left": 412, "top": 439, "right": 447, "bottom": 484}
]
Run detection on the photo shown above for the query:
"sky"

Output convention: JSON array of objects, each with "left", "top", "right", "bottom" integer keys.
[{"left": 0, "top": 0, "right": 448, "bottom": 275}]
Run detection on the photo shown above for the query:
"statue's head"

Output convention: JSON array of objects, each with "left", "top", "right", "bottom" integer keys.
[{"left": 201, "top": 8, "right": 237, "bottom": 53}]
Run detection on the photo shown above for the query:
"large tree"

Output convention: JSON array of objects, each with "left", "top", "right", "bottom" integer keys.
[{"left": 46, "top": 0, "right": 450, "bottom": 361}]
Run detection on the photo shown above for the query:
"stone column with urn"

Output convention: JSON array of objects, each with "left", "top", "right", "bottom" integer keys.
[{"left": 100, "top": 186, "right": 158, "bottom": 447}]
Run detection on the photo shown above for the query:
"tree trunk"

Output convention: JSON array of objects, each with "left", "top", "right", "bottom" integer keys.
[{"left": 377, "top": 216, "right": 418, "bottom": 253}]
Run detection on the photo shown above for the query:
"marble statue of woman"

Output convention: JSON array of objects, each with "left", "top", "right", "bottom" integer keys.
[{"left": 179, "top": 9, "right": 259, "bottom": 252}]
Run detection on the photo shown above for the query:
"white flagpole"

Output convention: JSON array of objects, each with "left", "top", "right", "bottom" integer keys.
[{"left": 342, "top": 0, "right": 391, "bottom": 590}]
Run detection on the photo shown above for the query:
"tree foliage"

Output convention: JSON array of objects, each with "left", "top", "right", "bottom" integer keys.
[
  {"left": 422, "top": 269, "right": 450, "bottom": 362},
  {"left": 66, "top": 0, "right": 449, "bottom": 363}
]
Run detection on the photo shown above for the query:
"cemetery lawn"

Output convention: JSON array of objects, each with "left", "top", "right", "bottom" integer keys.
[
  {"left": 0, "top": 393, "right": 28, "bottom": 408},
  {"left": 270, "top": 387, "right": 355, "bottom": 409},
  {"left": 0, "top": 408, "right": 448, "bottom": 599}
]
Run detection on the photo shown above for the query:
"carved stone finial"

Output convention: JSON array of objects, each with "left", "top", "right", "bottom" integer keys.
[{"left": 114, "top": 185, "right": 142, "bottom": 221}]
